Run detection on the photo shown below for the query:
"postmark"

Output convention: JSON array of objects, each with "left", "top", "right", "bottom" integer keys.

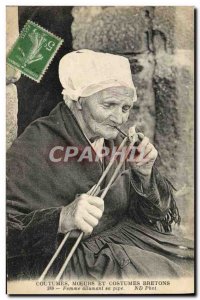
[{"left": 6, "top": 20, "right": 63, "bottom": 82}]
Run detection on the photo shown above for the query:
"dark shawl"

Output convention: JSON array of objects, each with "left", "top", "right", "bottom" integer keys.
[{"left": 6, "top": 102, "right": 193, "bottom": 279}]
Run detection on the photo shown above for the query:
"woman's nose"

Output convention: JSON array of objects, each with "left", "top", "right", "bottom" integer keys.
[{"left": 110, "top": 109, "right": 123, "bottom": 125}]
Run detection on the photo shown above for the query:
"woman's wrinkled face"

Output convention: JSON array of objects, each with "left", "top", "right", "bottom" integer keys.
[{"left": 79, "top": 86, "right": 135, "bottom": 140}]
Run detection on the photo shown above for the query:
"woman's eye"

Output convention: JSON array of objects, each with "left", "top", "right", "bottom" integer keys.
[
  {"left": 103, "top": 103, "right": 115, "bottom": 108},
  {"left": 122, "top": 106, "right": 131, "bottom": 113},
  {"left": 103, "top": 103, "right": 131, "bottom": 111}
]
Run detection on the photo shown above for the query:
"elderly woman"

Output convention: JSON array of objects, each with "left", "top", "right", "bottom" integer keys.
[{"left": 7, "top": 50, "right": 193, "bottom": 280}]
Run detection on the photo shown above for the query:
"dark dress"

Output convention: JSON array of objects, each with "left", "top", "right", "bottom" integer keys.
[{"left": 6, "top": 102, "right": 194, "bottom": 280}]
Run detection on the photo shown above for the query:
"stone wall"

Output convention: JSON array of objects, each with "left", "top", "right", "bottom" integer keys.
[
  {"left": 72, "top": 6, "right": 194, "bottom": 237},
  {"left": 6, "top": 7, "right": 21, "bottom": 150}
]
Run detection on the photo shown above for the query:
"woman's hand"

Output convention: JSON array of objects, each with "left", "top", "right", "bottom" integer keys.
[
  {"left": 59, "top": 194, "right": 104, "bottom": 236},
  {"left": 129, "top": 134, "right": 158, "bottom": 187}
]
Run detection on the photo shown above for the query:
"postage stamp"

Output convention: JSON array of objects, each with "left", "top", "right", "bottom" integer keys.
[{"left": 6, "top": 20, "right": 63, "bottom": 82}]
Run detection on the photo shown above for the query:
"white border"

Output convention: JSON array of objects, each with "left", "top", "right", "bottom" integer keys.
[
  {"left": 3, "top": 1, "right": 200, "bottom": 6},
  {"left": 1, "top": 1, "right": 199, "bottom": 299}
]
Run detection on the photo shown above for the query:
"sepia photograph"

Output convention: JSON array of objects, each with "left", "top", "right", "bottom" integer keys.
[{"left": 6, "top": 5, "right": 195, "bottom": 295}]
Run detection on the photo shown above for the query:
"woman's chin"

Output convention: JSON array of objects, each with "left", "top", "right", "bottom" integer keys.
[{"left": 101, "top": 130, "right": 118, "bottom": 140}]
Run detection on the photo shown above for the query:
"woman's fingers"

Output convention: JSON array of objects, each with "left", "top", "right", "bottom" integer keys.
[
  {"left": 77, "top": 206, "right": 102, "bottom": 234},
  {"left": 137, "top": 137, "right": 149, "bottom": 153},
  {"left": 143, "top": 143, "right": 154, "bottom": 158},
  {"left": 137, "top": 132, "right": 144, "bottom": 140},
  {"left": 83, "top": 211, "right": 99, "bottom": 227},
  {"left": 87, "top": 195, "right": 104, "bottom": 211},
  {"left": 77, "top": 219, "right": 93, "bottom": 235},
  {"left": 73, "top": 195, "right": 105, "bottom": 235},
  {"left": 60, "top": 194, "right": 104, "bottom": 235},
  {"left": 137, "top": 149, "right": 157, "bottom": 166},
  {"left": 87, "top": 205, "right": 103, "bottom": 219},
  {"left": 128, "top": 133, "right": 158, "bottom": 176},
  {"left": 134, "top": 143, "right": 153, "bottom": 163}
]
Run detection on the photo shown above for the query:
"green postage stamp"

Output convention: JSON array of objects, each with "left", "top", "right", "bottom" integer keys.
[{"left": 7, "top": 20, "right": 63, "bottom": 82}]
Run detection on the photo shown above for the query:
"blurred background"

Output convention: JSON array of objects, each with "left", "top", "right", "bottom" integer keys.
[{"left": 6, "top": 6, "right": 194, "bottom": 238}]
